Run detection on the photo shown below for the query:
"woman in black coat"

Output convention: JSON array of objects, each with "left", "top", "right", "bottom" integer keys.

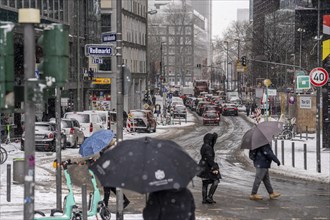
[
  {"left": 197, "top": 133, "right": 220, "bottom": 204},
  {"left": 143, "top": 188, "right": 195, "bottom": 220}
]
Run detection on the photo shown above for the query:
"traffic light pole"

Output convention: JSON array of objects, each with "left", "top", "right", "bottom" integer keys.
[
  {"left": 55, "top": 87, "right": 62, "bottom": 209},
  {"left": 19, "top": 8, "right": 40, "bottom": 220}
]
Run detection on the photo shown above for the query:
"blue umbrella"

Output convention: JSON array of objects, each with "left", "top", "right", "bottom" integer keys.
[{"left": 79, "top": 130, "right": 115, "bottom": 157}]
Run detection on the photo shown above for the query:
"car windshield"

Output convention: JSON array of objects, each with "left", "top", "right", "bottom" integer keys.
[
  {"left": 61, "top": 120, "right": 72, "bottom": 128},
  {"left": 175, "top": 106, "right": 185, "bottom": 110},
  {"left": 205, "top": 112, "right": 218, "bottom": 118},
  {"left": 130, "top": 111, "right": 145, "bottom": 117},
  {"left": 35, "top": 124, "right": 52, "bottom": 131},
  {"left": 65, "top": 114, "right": 90, "bottom": 123}
]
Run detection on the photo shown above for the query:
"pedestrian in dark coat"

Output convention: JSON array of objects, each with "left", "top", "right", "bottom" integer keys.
[
  {"left": 197, "top": 133, "right": 220, "bottom": 204},
  {"left": 143, "top": 188, "right": 195, "bottom": 220},
  {"left": 249, "top": 143, "right": 281, "bottom": 200}
]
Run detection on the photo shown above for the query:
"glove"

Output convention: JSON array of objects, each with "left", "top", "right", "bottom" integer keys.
[{"left": 277, "top": 161, "right": 281, "bottom": 166}]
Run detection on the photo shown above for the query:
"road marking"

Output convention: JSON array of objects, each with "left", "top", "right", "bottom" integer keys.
[
  {"left": 230, "top": 208, "right": 245, "bottom": 210},
  {"left": 305, "top": 206, "right": 319, "bottom": 209},
  {"left": 313, "top": 217, "right": 329, "bottom": 220},
  {"left": 255, "top": 207, "right": 269, "bottom": 210}
]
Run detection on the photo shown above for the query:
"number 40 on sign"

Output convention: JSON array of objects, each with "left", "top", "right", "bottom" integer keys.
[{"left": 309, "top": 67, "right": 329, "bottom": 87}]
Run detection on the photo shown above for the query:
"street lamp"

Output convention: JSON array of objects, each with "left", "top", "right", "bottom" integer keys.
[
  {"left": 297, "top": 28, "right": 305, "bottom": 68},
  {"left": 263, "top": 79, "right": 271, "bottom": 122},
  {"left": 224, "top": 40, "right": 229, "bottom": 93},
  {"left": 235, "top": 38, "right": 240, "bottom": 94},
  {"left": 146, "top": 9, "right": 157, "bottom": 93}
]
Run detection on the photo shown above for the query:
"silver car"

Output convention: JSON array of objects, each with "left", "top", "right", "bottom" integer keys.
[{"left": 61, "top": 118, "right": 85, "bottom": 148}]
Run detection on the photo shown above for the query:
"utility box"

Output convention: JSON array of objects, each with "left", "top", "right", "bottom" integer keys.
[{"left": 13, "top": 158, "right": 25, "bottom": 184}]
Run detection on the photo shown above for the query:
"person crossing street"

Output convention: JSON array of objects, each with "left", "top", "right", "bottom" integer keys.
[{"left": 249, "top": 143, "right": 281, "bottom": 200}]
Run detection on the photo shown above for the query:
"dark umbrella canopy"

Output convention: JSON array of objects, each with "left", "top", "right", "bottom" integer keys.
[
  {"left": 241, "top": 121, "right": 283, "bottom": 150},
  {"left": 90, "top": 137, "right": 199, "bottom": 194}
]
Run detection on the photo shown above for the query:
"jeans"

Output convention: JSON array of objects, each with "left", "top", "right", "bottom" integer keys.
[{"left": 251, "top": 168, "right": 273, "bottom": 195}]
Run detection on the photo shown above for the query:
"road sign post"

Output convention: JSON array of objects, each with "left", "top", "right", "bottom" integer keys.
[{"left": 309, "top": 67, "right": 329, "bottom": 173}]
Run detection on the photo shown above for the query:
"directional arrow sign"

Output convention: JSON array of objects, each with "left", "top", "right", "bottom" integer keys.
[{"left": 85, "top": 44, "right": 113, "bottom": 57}]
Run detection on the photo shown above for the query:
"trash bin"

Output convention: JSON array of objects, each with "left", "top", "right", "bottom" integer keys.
[{"left": 13, "top": 158, "right": 25, "bottom": 184}]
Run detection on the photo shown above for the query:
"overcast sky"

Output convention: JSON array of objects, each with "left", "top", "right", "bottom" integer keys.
[{"left": 212, "top": 0, "right": 250, "bottom": 38}]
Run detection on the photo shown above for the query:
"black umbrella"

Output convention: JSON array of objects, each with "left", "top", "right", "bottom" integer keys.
[
  {"left": 90, "top": 137, "right": 199, "bottom": 194},
  {"left": 241, "top": 121, "right": 283, "bottom": 150}
]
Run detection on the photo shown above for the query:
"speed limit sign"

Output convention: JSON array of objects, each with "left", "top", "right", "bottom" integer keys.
[{"left": 309, "top": 67, "right": 329, "bottom": 87}]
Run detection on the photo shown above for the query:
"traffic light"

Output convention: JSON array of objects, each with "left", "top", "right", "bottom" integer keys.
[
  {"left": 241, "top": 56, "right": 247, "bottom": 66},
  {"left": 197, "top": 64, "right": 201, "bottom": 68},
  {"left": 38, "top": 24, "right": 69, "bottom": 87},
  {"left": 0, "top": 22, "right": 15, "bottom": 110}
]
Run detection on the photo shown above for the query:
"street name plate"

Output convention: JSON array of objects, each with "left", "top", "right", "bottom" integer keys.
[{"left": 85, "top": 44, "right": 113, "bottom": 57}]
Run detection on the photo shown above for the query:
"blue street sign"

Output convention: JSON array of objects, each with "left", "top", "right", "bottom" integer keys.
[
  {"left": 102, "top": 32, "right": 117, "bottom": 43},
  {"left": 85, "top": 44, "right": 113, "bottom": 57}
]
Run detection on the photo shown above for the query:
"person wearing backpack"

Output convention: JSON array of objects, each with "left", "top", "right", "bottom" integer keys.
[{"left": 249, "top": 143, "right": 281, "bottom": 200}]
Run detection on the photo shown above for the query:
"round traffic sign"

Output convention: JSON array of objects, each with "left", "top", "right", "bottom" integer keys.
[{"left": 309, "top": 67, "right": 329, "bottom": 87}]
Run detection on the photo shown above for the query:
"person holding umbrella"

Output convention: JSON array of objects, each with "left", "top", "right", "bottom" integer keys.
[
  {"left": 79, "top": 130, "right": 130, "bottom": 208},
  {"left": 197, "top": 132, "right": 221, "bottom": 204},
  {"left": 240, "top": 121, "right": 283, "bottom": 201},
  {"left": 143, "top": 188, "right": 195, "bottom": 220},
  {"left": 249, "top": 143, "right": 281, "bottom": 200}
]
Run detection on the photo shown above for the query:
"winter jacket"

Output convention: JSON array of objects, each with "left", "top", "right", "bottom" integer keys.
[
  {"left": 143, "top": 188, "right": 195, "bottom": 220},
  {"left": 252, "top": 144, "right": 280, "bottom": 168},
  {"left": 197, "top": 133, "right": 219, "bottom": 180}
]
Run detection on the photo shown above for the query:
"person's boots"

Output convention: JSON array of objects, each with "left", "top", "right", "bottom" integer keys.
[
  {"left": 207, "top": 182, "right": 218, "bottom": 204},
  {"left": 202, "top": 182, "right": 209, "bottom": 204}
]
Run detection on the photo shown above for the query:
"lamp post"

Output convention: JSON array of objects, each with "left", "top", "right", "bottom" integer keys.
[
  {"left": 297, "top": 28, "right": 305, "bottom": 68},
  {"left": 263, "top": 79, "right": 271, "bottom": 122},
  {"left": 145, "top": 9, "right": 157, "bottom": 93},
  {"left": 235, "top": 39, "right": 240, "bottom": 94},
  {"left": 224, "top": 40, "right": 229, "bottom": 93}
]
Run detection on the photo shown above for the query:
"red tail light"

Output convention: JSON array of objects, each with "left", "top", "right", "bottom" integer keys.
[
  {"left": 234, "top": 108, "right": 238, "bottom": 110},
  {"left": 48, "top": 133, "right": 54, "bottom": 139},
  {"left": 70, "top": 128, "right": 75, "bottom": 134},
  {"left": 90, "top": 123, "right": 93, "bottom": 133}
]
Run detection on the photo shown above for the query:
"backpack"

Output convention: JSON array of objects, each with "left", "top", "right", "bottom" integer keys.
[{"left": 249, "top": 149, "right": 258, "bottom": 161}]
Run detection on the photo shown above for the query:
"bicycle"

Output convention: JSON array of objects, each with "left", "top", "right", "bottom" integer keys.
[
  {"left": 0, "top": 146, "right": 8, "bottom": 164},
  {"left": 277, "top": 117, "right": 296, "bottom": 140}
]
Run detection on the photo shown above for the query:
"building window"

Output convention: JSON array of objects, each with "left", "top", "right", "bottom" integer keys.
[
  {"left": 101, "top": 14, "right": 111, "bottom": 33},
  {"left": 169, "top": 26, "right": 175, "bottom": 35},
  {"left": 185, "top": 26, "right": 192, "bottom": 34},
  {"left": 99, "top": 57, "right": 112, "bottom": 71}
]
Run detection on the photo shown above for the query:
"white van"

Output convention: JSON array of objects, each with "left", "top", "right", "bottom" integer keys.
[
  {"left": 63, "top": 112, "right": 105, "bottom": 138},
  {"left": 84, "top": 110, "right": 117, "bottom": 134}
]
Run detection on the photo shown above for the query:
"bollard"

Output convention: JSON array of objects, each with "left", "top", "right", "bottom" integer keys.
[
  {"left": 304, "top": 144, "right": 307, "bottom": 170},
  {"left": 7, "top": 164, "right": 11, "bottom": 202},
  {"left": 281, "top": 140, "right": 284, "bottom": 165},
  {"left": 292, "top": 142, "right": 295, "bottom": 167},
  {"left": 275, "top": 139, "right": 278, "bottom": 156},
  {"left": 81, "top": 184, "right": 87, "bottom": 220},
  {"left": 300, "top": 132, "right": 302, "bottom": 139},
  {"left": 306, "top": 126, "right": 308, "bottom": 140}
]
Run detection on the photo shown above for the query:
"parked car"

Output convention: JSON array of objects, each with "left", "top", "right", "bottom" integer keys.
[
  {"left": 21, "top": 122, "right": 66, "bottom": 152},
  {"left": 222, "top": 103, "right": 238, "bottom": 116},
  {"left": 63, "top": 112, "right": 104, "bottom": 138},
  {"left": 202, "top": 111, "right": 220, "bottom": 126},
  {"left": 61, "top": 118, "right": 85, "bottom": 148},
  {"left": 173, "top": 104, "right": 187, "bottom": 119},
  {"left": 128, "top": 109, "right": 157, "bottom": 133}
]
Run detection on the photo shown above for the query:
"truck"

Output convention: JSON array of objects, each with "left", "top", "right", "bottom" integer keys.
[
  {"left": 193, "top": 80, "right": 209, "bottom": 97},
  {"left": 180, "top": 86, "right": 194, "bottom": 96}
]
